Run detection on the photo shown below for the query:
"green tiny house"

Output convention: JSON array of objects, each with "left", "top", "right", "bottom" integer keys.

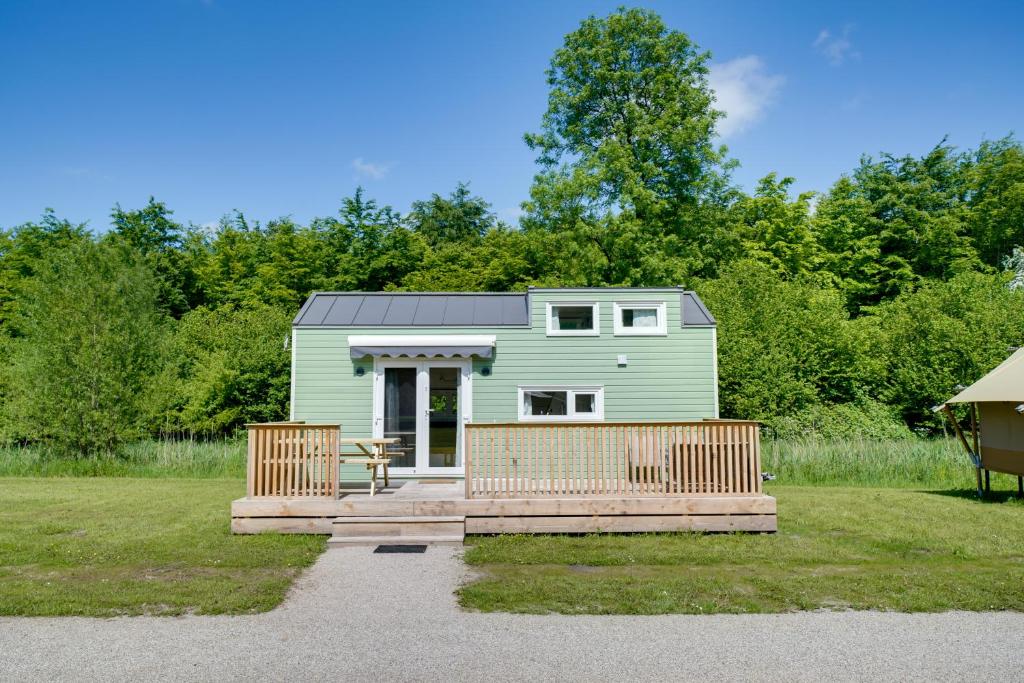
[{"left": 290, "top": 287, "right": 719, "bottom": 480}]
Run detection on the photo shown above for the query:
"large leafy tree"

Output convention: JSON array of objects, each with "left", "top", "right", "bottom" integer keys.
[
  {"left": 727, "top": 174, "right": 819, "bottom": 278},
  {"left": 872, "top": 272, "right": 1024, "bottom": 428},
  {"left": 812, "top": 142, "right": 983, "bottom": 311},
  {"left": 522, "top": 7, "right": 733, "bottom": 284},
  {"left": 110, "top": 198, "right": 201, "bottom": 316},
  {"left": 697, "top": 260, "right": 881, "bottom": 425},
  {"left": 964, "top": 136, "right": 1024, "bottom": 267},
  {"left": 0, "top": 211, "right": 89, "bottom": 333},
  {"left": 407, "top": 182, "right": 495, "bottom": 246},
  {"left": 153, "top": 303, "right": 292, "bottom": 435},
  {"left": 4, "top": 240, "right": 167, "bottom": 453}
]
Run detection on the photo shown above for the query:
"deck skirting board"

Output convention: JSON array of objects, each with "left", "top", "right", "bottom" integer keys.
[
  {"left": 231, "top": 494, "right": 777, "bottom": 535},
  {"left": 231, "top": 495, "right": 776, "bottom": 518},
  {"left": 465, "top": 514, "right": 776, "bottom": 534}
]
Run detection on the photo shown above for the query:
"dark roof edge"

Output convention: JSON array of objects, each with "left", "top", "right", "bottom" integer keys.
[
  {"left": 303, "top": 291, "right": 528, "bottom": 296},
  {"left": 528, "top": 286, "right": 686, "bottom": 293},
  {"left": 681, "top": 291, "right": 716, "bottom": 327},
  {"left": 292, "top": 323, "right": 533, "bottom": 329},
  {"left": 292, "top": 296, "right": 317, "bottom": 326}
]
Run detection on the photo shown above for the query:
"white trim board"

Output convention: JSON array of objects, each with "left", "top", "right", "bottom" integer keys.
[{"left": 348, "top": 334, "right": 496, "bottom": 347}]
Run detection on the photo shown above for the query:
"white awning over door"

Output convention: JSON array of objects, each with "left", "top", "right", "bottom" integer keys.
[{"left": 347, "top": 334, "right": 496, "bottom": 359}]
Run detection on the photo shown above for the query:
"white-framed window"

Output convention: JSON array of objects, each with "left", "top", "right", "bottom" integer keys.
[
  {"left": 612, "top": 301, "right": 667, "bottom": 336},
  {"left": 546, "top": 302, "right": 600, "bottom": 336},
  {"left": 518, "top": 385, "right": 605, "bottom": 422}
]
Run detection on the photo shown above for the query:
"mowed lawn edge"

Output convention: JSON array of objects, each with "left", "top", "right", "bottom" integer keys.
[
  {"left": 459, "top": 485, "right": 1024, "bottom": 614},
  {"left": 0, "top": 477, "right": 325, "bottom": 617}
]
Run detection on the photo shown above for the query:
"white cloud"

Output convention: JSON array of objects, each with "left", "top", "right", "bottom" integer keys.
[
  {"left": 813, "top": 27, "right": 859, "bottom": 66},
  {"left": 708, "top": 56, "right": 785, "bottom": 138},
  {"left": 350, "top": 157, "right": 392, "bottom": 180}
]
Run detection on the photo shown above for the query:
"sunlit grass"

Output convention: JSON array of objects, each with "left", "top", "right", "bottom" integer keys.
[
  {"left": 0, "top": 477, "right": 324, "bottom": 616},
  {"left": 461, "top": 484, "right": 1024, "bottom": 614}
]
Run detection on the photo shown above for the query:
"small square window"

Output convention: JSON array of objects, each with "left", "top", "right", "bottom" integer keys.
[
  {"left": 546, "top": 302, "right": 600, "bottom": 336},
  {"left": 622, "top": 308, "right": 658, "bottom": 328},
  {"left": 518, "top": 386, "right": 604, "bottom": 422},
  {"left": 574, "top": 393, "right": 596, "bottom": 414},
  {"left": 613, "top": 302, "right": 667, "bottom": 335}
]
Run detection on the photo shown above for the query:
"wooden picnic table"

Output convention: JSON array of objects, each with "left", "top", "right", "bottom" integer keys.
[{"left": 337, "top": 437, "right": 400, "bottom": 497}]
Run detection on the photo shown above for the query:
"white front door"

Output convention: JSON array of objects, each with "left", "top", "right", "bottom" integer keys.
[{"left": 372, "top": 359, "right": 471, "bottom": 477}]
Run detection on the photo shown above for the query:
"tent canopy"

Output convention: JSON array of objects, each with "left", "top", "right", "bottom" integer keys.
[{"left": 945, "top": 348, "right": 1024, "bottom": 404}]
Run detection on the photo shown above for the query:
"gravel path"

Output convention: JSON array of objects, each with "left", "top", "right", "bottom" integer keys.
[{"left": 2, "top": 547, "right": 1023, "bottom": 682}]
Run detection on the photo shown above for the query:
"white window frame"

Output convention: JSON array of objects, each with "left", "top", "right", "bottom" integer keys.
[
  {"left": 545, "top": 302, "right": 601, "bottom": 337},
  {"left": 612, "top": 301, "right": 667, "bottom": 336},
  {"left": 517, "top": 385, "right": 605, "bottom": 422}
]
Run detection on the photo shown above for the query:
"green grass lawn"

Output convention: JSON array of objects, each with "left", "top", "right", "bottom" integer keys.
[
  {"left": 3, "top": 437, "right": 1022, "bottom": 617},
  {"left": 460, "top": 484, "right": 1024, "bottom": 614},
  {"left": 0, "top": 477, "right": 324, "bottom": 616}
]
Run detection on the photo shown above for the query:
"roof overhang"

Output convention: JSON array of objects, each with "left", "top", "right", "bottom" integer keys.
[
  {"left": 347, "top": 334, "right": 496, "bottom": 359},
  {"left": 945, "top": 348, "right": 1024, "bottom": 404}
]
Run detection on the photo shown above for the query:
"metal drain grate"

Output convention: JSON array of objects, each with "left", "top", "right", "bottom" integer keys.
[{"left": 374, "top": 544, "right": 427, "bottom": 553}]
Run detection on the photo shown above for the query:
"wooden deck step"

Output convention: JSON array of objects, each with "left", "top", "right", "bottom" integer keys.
[
  {"left": 330, "top": 514, "right": 465, "bottom": 546},
  {"left": 328, "top": 535, "right": 465, "bottom": 547}
]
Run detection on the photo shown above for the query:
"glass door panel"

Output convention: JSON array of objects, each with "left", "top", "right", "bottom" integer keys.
[
  {"left": 428, "top": 367, "right": 460, "bottom": 468},
  {"left": 382, "top": 366, "right": 417, "bottom": 468}
]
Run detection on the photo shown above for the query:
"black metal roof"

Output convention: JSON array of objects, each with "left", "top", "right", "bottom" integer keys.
[
  {"left": 293, "top": 292, "right": 531, "bottom": 327},
  {"left": 293, "top": 289, "right": 716, "bottom": 328}
]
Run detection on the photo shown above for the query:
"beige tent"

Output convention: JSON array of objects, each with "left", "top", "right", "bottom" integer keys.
[{"left": 940, "top": 348, "right": 1024, "bottom": 496}]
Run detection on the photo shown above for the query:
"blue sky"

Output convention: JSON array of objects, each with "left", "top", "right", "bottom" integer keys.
[{"left": 1, "top": 1, "right": 1021, "bottom": 231}]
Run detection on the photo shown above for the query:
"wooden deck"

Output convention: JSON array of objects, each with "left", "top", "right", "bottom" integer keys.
[
  {"left": 233, "top": 420, "right": 776, "bottom": 543},
  {"left": 231, "top": 481, "right": 777, "bottom": 541}
]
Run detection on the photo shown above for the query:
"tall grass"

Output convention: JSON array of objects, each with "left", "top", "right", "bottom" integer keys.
[
  {"left": 0, "top": 435, "right": 990, "bottom": 488},
  {"left": 762, "top": 436, "right": 976, "bottom": 488},
  {"left": 0, "top": 439, "right": 246, "bottom": 478}
]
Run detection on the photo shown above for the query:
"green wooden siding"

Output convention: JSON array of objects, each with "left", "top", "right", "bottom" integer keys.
[{"left": 291, "top": 291, "right": 717, "bottom": 439}]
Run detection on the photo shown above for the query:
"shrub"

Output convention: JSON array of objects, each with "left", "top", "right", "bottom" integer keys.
[
  {"left": 871, "top": 272, "right": 1024, "bottom": 429},
  {"left": 151, "top": 303, "right": 292, "bottom": 436},
  {"left": 767, "top": 400, "right": 912, "bottom": 441},
  {"left": 696, "top": 260, "right": 881, "bottom": 423}
]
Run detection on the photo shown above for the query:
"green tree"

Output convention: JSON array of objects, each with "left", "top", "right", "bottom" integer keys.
[
  {"left": 872, "top": 272, "right": 1024, "bottom": 428},
  {"left": 153, "top": 304, "right": 292, "bottom": 435},
  {"left": 5, "top": 240, "right": 166, "bottom": 454},
  {"left": 697, "top": 260, "right": 881, "bottom": 426},
  {"left": 400, "top": 226, "right": 540, "bottom": 291},
  {"left": 812, "top": 141, "right": 982, "bottom": 311},
  {"left": 727, "top": 174, "right": 819, "bottom": 278},
  {"left": 0, "top": 211, "right": 89, "bottom": 333},
  {"left": 110, "top": 198, "right": 200, "bottom": 316},
  {"left": 330, "top": 188, "right": 425, "bottom": 291},
  {"left": 963, "top": 136, "right": 1024, "bottom": 267},
  {"left": 522, "top": 7, "right": 734, "bottom": 284},
  {"left": 407, "top": 182, "right": 495, "bottom": 246}
]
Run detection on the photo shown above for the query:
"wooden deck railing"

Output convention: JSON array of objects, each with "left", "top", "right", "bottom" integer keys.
[
  {"left": 246, "top": 422, "right": 341, "bottom": 497},
  {"left": 464, "top": 421, "right": 762, "bottom": 499}
]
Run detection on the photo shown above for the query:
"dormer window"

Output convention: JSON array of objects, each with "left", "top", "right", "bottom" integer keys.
[
  {"left": 546, "top": 302, "right": 600, "bottom": 336},
  {"left": 613, "top": 302, "right": 667, "bottom": 336}
]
